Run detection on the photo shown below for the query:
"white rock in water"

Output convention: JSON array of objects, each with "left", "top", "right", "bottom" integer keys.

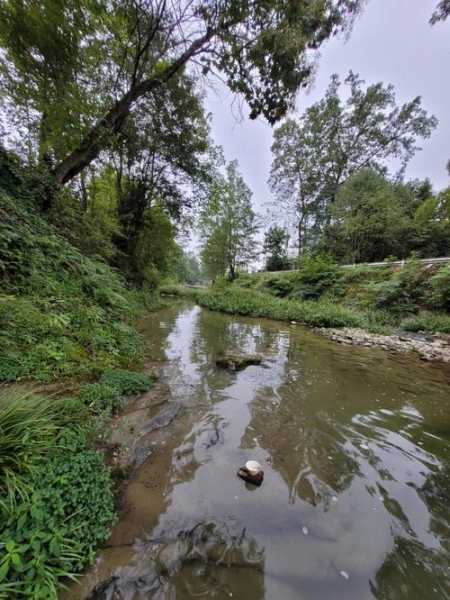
[{"left": 245, "top": 460, "right": 263, "bottom": 475}]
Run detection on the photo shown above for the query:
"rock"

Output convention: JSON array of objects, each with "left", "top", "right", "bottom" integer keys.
[
  {"left": 237, "top": 460, "right": 264, "bottom": 486},
  {"left": 216, "top": 353, "right": 262, "bottom": 371}
]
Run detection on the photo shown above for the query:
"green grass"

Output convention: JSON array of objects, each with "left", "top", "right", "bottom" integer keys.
[
  {"left": 196, "top": 287, "right": 368, "bottom": 329},
  {"left": 401, "top": 312, "right": 450, "bottom": 334}
]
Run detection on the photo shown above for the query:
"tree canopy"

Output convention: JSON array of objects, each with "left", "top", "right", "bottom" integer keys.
[
  {"left": 269, "top": 71, "right": 438, "bottom": 255},
  {"left": 0, "top": 0, "right": 364, "bottom": 189}
]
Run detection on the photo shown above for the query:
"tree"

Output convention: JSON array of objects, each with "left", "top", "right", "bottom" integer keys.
[
  {"left": 326, "top": 170, "right": 450, "bottom": 263},
  {"left": 263, "top": 226, "right": 290, "bottom": 271},
  {"left": 269, "top": 72, "right": 437, "bottom": 256},
  {"left": 111, "top": 71, "right": 210, "bottom": 274},
  {"left": 0, "top": 0, "right": 364, "bottom": 190},
  {"left": 430, "top": 0, "right": 450, "bottom": 23},
  {"left": 200, "top": 160, "right": 257, "bottom": 280}
]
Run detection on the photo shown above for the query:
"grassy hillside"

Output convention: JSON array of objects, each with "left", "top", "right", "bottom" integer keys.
[
  {"left": 175, "top": 255, "right": 450, "bottom": 335},
  {"left": 0, "top": 162, "right": 147, "bottom": 383},
  {"left": 0, "top": 156, "right": 156, "bottom": 597}
]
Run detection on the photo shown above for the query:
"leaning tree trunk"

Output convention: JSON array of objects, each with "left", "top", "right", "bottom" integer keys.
[{"left": 52, "top": 31, "right": 213, "bottom": 188}]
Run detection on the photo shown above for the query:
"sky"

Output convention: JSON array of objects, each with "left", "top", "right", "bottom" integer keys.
[{"left": 205, "top": 0, "right": 450, "bottom": 229}]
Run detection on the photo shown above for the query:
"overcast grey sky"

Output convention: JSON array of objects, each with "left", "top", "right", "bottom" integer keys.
[{"left": 205, "top": 0, "right": 449, "bottom": 224}]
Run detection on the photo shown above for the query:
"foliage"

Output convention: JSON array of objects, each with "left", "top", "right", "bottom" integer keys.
[
  {"left": 0, "top": 429, "right": 115, "bottom": 599},
  {"left": 366, "top": 260, "right": 429, "bottom": 314},
  {"left": 0, "top": 389, "right": 86, "bottom": 507},
  {"left": 0, "top": 0, "right": 364, "bottom": 185},
  {"left": 78, "top": 369, "right": 153, "bottom": 414},
  {"left": 429, "top": 265, "right": 450, "bottom": 310},
  {"left": 197, "top": 286, "right": 367, "bottom": 329},
  {"left": 263, "top": 226, "right": 290, "bottom": 271},
  {"left": 200, "top": 160, "right": 258, "bottom": 280},
  {"left": 295, "top": 254, "right": 342, "bottom": 300},
  {"left": 270, "top": 72, "right": 437, "bottom": 255},
  {"left": 78, "top": 383, "right": 122, "bottom": 415},
  {"left": 430, "top": 0, "right": 450, "bottom": 23},
  {"left": 0, "top": 177, "right": 145, "bottom": 382},
  {"left": 99, "top": 369, "right": 153, "bottom": 397},
  {"left": 401, "top": 312, "right": 450, "bottom": 334}
]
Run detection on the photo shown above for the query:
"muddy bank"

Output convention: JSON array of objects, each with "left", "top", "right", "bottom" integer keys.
[{"left": 315, "top": 327, "right": 450, "bottom": 363}]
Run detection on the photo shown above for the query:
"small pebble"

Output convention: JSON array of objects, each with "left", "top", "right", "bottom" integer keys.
[
  {"left": 302, "top": 526, "right": 309, "bottom": 535},
  {"left": 340, "top": 570, "right": 350, "bottom": 580}
]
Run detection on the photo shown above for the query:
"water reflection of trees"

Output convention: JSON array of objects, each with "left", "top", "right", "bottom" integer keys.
[{"left": 370, "top": 536, "right": 449, "bottom": 599}]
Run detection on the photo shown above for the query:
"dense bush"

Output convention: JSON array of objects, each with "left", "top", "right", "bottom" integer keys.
[
  {"left": 429, "top": 265, "right": 450, "bottom": 310},
  {"left": 401, "top": 312, "right": 450, "bottom": 334},
  {"left": 0, "top": 430, "right": 115, "bottom": 599},
  {"left": 262, "top": 275, "right": 296, "bottom": 298},
  {"left": 295, "top": 254, "right": 342, "bottom": 300},
  {"left": 99, "top": 369, "right": 153, "bottom": 396},
  {"left": 366, "top": 260, "right": 429, "bottom": 314},
  {"left": 0, "top": 390, "right": 86, "bottom": 506},
  {"left": 198, "top": 287, "right": 367, "bottom": 329}
]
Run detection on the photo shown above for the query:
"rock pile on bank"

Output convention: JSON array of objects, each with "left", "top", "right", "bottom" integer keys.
[{"left": 316, "top": 328, "right": 450, "bottom": 363}]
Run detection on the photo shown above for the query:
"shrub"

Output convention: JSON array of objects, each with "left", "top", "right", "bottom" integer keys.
[
  {"left": 78, "top": 383, "right": 122, "bottom": 414},
  {"left": 0, "top": 429, "right": 115, "bottom": 599},
  {"left": 366, "top": 259, "right": 428, "bottom": 314},
  {"left": 78, "top": 369, "right": 153, "bottom": 414},
  {"left": 401, "top": 312, "right": 450, "bottom": 334},
  {"left": 0, "top": 389, "right": 86, "bottom": 507},
  {"left": 197, "top": 287, "right": 366, "bottom": 329},
  {"left": 99, "top": 368, "right": 153, "bottom": 396},
  {"left": 295, "top": 254, "right": 342, "bottom": 300},
  {"left": 263, "top": 275, "right": 295, "bottom": 298},
  {"left": 429, "top": 265, "right": 450, "bottom": 310},
  {"left": 0, "top": 191, "right": 144, "bottom": 383}
]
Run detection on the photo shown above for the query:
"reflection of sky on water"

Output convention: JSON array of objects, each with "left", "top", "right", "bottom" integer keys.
[{"left": 84, "top": 304, "right": 450, "bottom": 600}]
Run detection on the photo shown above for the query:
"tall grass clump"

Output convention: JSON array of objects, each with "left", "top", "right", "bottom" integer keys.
[{"left": 0, "top": 388, "right": 85, "bottom": 506}]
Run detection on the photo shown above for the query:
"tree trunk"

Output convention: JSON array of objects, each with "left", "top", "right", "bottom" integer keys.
[{"left": 53, "top": 30, "right": 213, "bottom": 187}]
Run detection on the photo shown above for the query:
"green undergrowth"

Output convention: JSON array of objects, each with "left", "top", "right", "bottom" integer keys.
[
  {"left": 196, "top": 286, "right": 372, "bottom": 329},
  {"left": 159, "top": 283, "right": 203, "bottom": 298},
  {"left": 79, "top": 368, "right": 153, "bottom": 415},
  {"left": 0, "top": 389, "right": 115, "bottom": 598},
  {"left": 223, "top": 257, "right": 450, "bottom": 335},
  {"left": 0, "top": 367, "right": 154, "bottom": 598},
  {"left": 0, "top": 189, "right": 150, "bottom": 383}
]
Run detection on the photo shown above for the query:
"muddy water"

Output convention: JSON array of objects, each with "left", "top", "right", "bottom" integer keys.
[{"left": 66, "top": 303, "right": 450, "bottom": 600}]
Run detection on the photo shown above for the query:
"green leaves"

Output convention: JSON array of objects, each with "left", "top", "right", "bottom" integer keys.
[
  {"left": 0, "top": 426, "right": 115, "bottom": 598},
  {"left": 0, "top": 183, "right": 144, "bottom": 383},
  {"left": 200, "top": 160, "right": 258, "bottom": 280}
]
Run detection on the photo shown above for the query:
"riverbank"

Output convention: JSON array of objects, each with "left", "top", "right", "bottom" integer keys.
[
  {"left": 161, "top": 279, "right": 450, "bottom": 363},
  {"left": 0, "top": 173, "right": 166, "bottom": 597}
]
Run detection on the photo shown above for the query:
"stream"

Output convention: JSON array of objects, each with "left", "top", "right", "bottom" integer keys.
[{"left": 65, "top": 302, "right": 450, "bottom": 600}]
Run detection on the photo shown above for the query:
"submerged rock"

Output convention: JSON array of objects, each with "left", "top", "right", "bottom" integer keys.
[
  {"left": 216, "top": 353, "right": 263, "bottom": 371},
  {"left": 237, "top": 460, "right": 264, "bottom": 486}
]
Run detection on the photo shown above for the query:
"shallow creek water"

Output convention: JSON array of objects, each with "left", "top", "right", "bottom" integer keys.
[{"left": 66, "top": 303, "right": 450, "bottom": 600}]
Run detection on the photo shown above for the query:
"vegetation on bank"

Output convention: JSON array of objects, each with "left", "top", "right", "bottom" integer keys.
[
  {"left": 0, "top": 158, "right": 155, "bottom": 597},
  {"left": 167, "top": 255, "right": 450, "bottom": 335},
  {"left": 0, "top": 367, "right": 153, "bottom": 598}
]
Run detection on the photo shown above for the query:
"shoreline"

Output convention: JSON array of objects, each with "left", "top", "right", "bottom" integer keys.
[{"left": 314, "top": 327, "right": 450, "bottom": 363}]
